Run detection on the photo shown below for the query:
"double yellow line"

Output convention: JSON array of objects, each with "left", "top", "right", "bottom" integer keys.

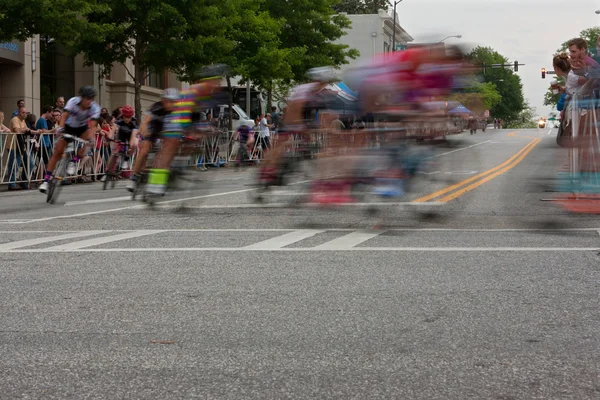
[{"left": 413, "top": 135, "right": 542, "bottom": 203}]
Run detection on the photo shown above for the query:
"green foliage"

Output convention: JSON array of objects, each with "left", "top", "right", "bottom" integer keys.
[
  {"left": 334, "top": 0, "right": 389, "bottom": 14},
  {"left": 450, "top": 81, "right": 502, "bottom": 115},
  {"left": 0, "top": 0, "right": 105, "bottom": 45},
  {"left": 467, "top": 46, "right": 525, "bottom": 123},
  {"left": 505, "top": 103, "right": 538, "bottom": 129},
  {"left": 74, "top": 0, "right": 236, "bottom": 116}
]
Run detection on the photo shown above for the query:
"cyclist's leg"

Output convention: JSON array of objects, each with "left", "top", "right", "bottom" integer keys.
[
  {"left": 147, "top": 110, "right": 189, "bottom": 195},
  {"left": 133, "top": 138, "right": 153, "bottom": 176}
]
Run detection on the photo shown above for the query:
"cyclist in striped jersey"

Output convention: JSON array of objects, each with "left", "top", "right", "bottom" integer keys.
[{"left": 146, "top": 65, "right": 228, "bottom": 196}]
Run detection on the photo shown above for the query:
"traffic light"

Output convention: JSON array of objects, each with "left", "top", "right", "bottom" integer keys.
[
  {"left": 514, "top": 61, "right": 518, "bottom": 72},
  {"left": 541, "top": 68, "right": 546, "bottom": 79}
]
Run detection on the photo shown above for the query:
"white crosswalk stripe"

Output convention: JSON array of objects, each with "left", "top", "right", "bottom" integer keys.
[{"left": 0, "top": 228, "right": 598, "bottom": 252}]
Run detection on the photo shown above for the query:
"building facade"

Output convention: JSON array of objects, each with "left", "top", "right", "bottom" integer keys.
[
  {"left": 336, "top": 9, "right": 413, "bottom": 73},
  {"left": 0, "top": 36, "right": 185, "bottom": 119}
]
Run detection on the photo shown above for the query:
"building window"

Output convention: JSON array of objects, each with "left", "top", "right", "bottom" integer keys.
[
  {"left": 384, "top": 42, "right": 390, "bottom": 53},
  {"left": 40, "top": 36, "right": 75, "bottom": 109},
  {"left": 145, "top": 70, "right": 165, "bottom": 89}
]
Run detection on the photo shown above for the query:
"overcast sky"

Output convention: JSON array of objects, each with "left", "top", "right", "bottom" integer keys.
[{"left": 398, "top": 0, "right": 599, "bottom": 117}]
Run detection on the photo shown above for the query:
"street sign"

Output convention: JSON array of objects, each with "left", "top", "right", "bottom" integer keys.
[
  {"left": 395, "top": 43, "right": 407, "bottom": 51},
  {"left": 484, "top": 110, "right": 490, "bottom": 118}
]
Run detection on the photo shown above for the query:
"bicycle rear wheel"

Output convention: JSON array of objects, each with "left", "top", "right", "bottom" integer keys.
[{"left": 47, "top": 157, "right": 68, "bottom": 204}]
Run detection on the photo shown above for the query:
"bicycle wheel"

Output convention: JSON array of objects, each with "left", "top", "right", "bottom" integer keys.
[{"left": 47, "top": 157, "right": 68, "bottom": 204}]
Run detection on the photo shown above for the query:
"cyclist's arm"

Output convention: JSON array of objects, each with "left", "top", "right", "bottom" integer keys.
[{"left": 58, "top": 111, "right": 69, "bottom": 128}]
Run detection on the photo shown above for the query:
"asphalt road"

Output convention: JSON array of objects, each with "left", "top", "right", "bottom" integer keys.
[{"left": 1, "top": 128, "right": 600, "bottom": 399}]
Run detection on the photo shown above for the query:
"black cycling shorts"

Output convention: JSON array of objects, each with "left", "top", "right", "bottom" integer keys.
[{"left": 63, "top": 124, "right": 89, "bottom": 137}]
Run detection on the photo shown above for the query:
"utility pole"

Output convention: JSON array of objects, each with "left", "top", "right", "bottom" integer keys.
[{"left": 391, "top": 0, "right": 403, "bottom": 52}]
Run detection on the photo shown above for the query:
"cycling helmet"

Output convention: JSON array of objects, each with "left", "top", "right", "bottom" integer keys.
[
  {"left": 121, "top": 105, "right": 134, "bottom": 118},
  {"left": 162, "top": 88, "right": 180, "bottom": 100},
  {"left": 79, "top": 85, "right": 97, "bottom": 99},
  {"left": 306, "top": 66, "right": 339, "bottom": 83}
]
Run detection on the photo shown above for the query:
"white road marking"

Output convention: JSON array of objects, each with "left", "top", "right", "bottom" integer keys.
[
  {"left": 45, "top": 230, "right": 164, "bottom": 250},
  {"left": 0, "top": 230, "right": 105, "bottom": 251},
  {"left": 0, "top": 227, "right": 599, "bottom": 233},
  {"left": 547, "top": 129, "right": 553, "bottom": 136},
  {"left": 434, "top": 140, "right": 491, "bottom": 157},
  {"left": 65, "top": 196, "right": 132, "bottom": 206},
  {"left": 244, "top": 229, "right": 324, "bottom": 250},
  {"left": 18, "top": 188, "right": 258, "bottom": 224},
  {"left": 1, "top": 247, "right": 597, "bottom": 253},
  {"left": 444, "top": 171, "right": 478, "bottom": 175},
  {"left": 313, "top": 230, "right": 385, "bottom": 250},
  {"left": 157, "top": 202, "right": 444, "bottom": 209}
]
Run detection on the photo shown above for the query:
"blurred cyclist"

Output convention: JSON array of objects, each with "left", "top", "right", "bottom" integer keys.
[
  {"left": 146, "top": 65, "right": 228, "bottom": 197},
  {"left": 127, "top": 88, "right": 179, "bottom": 192}
]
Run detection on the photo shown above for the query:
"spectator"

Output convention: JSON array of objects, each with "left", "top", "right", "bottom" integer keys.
[
  {"left": 101, "top": 107, "right": 109, "bottom": 115},
  {"left": 22, "top": 113, "right": 41, "bottom": 185},
  {"left": 270, "top": 106, "right": 280, "bottom": 130},
  {"left": 55, "top": 97, "right": 65, "bottom": 113},
  {"left": 552, "top": 53, "right": 578, "bottom": 96},
  {"left": 568, "top": 38, "right": 599, "bottom": 87},
  {"left": 7, "top": 107, "right": 29, "bottom": 190},
  {"left": 258, "top": 113, "right": 272, "bottom": 153},
  {"left": 0, "top": 111, "right": 10, "bottom": 133},
  {"left": 36, "top": 106, "right": 55, "bottom": 173},
  {"left": 12, "top": 100, "right": 25, "bottom": 118}
]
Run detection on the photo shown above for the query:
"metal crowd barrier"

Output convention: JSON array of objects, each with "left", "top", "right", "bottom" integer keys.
[{"left": 0, "top": 118, "right": 467, "bottom": 188}]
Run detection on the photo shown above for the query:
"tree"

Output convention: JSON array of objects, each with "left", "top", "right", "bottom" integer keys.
[
  {"left": 467, "top": 46, "right": 525, "bottom": 123},
  {"left": 0, "top": 0, "right": 103, "bottom": 47},
  {"left": 265, "top": 0, "right": 359, "bottom": 84},
  {"left": 542, "top": 26, "right": 600, "bottom": 108},
  {"left": 505, "top": 102, "right": 538, "bottom": 129},
  {"left": 334, "top": 0, "right": 389, "bottom": 14},
  {"left": 74, "top": 0, "right": 234, "bottom": 118},
  {"left": 449, "top": 82, "right": 502, "bottom": 116}
]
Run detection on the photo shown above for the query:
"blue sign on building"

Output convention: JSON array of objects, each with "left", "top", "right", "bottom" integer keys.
[{"left": 0, "top": 43, "right": 19, "bottom": 52}]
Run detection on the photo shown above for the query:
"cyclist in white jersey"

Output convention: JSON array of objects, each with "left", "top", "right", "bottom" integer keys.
[{"left": 39, "top": 86, "right": 101, "bottom": 193}]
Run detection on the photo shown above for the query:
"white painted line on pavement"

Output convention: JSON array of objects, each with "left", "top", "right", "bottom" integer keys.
[
  {"left": 313, "top": 230, "right": 385, "bottom": 250},
  {"left": 2, "top": 247, "right": 597, "bottom": 253},
  {"left": 2, "top": 227, "right": 600, "bottom": 233},
  {"left": 244, "top": 229, "right": 324, "bottom": 250},
  {"left": 434, "top": 140, "right": 491, "bottom": 157},
  {"left": 65, "top": 196, "right": 132, "bottom": 206},
  {"left": 19, "top": 188, "right": 258, "bottom": 224},
  {"left": 45, "top": 230, "right": 164, "bottom": 250},
  {"left": 547, "top": 129, "right": 553, "bottom": 135},
  {"left": 155, "top": 201, "right": 445, "bottom": 209},
  {"left": 0, "top": 230, "right": 106, "bottom": 251}
]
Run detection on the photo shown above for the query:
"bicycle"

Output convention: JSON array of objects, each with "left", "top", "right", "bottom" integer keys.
[
  {"left": 102, "top": 140, "right": 130, "bottom": 190},
  {"left": 46, "top": 133, "right": 91, "bottom": 204}
]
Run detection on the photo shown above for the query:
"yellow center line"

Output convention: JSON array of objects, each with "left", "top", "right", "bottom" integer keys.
[
  {"left": 412, "top": 134, "right": 536, "bottom": 203},
  {"left": 436, "top": 138, "right": 541, "bottom": 202}
]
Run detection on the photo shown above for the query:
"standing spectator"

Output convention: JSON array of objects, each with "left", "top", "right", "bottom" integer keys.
[
  {"left": 0, "top": 111, "right": 11, "bottom": 169},
  {"left": 270, "top": 106, "right": 280, "bottom": 131},
  {"left": 22, "top": 113, "right": 41, "bottom": 186},
  {"left": 12, "top": 100, "right": 25, "bottom": 118},
  {"left": 258, "top": 113, "right": 272, "bottom": 153},
  {"left": 568, "top": 38, "right": 599, "bottom": 86},
  {"left": 36, "top": 106, "right": 55, "bottom": 174},
  {"left": 55, "top": 97, "right": 65, "bottom": 113},
  {"left": 7, "top": 107, "right": 29, "bottom": 190}
]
